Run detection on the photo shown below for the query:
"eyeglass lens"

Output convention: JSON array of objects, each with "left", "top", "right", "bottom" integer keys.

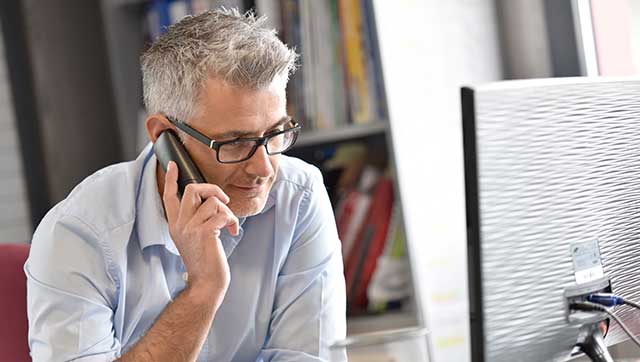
[{"left": 217, "top": 129, "right": 297, "bottom": 163}]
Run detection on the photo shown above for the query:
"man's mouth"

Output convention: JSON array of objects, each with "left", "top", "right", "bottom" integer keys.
[{"left": 231, "top": 184, "right": 265, "bottom": 194}]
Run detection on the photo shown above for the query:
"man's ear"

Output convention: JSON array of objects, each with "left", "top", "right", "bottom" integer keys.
[{"left": 146, "top": 114, "right": 175, "bottom": 143}]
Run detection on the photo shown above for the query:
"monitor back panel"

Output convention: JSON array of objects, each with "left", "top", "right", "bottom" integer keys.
[{"left": 464, "top": 78, "right": 640, "bottom": 362}]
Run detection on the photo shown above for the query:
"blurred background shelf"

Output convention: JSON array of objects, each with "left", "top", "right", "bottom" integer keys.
[
  {"left": 347, "top": 311, "right": 418, "bottom": 336},
  {"left": 107, "top": 0, "right": 147, "bottom": 6},
  {"left": 295, "top": 121, "right": 388, "bottom": 148}
]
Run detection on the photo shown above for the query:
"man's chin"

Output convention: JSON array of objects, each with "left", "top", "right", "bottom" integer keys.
[{"left": 229, "top": 197, "right": 267, "bottom": 218}]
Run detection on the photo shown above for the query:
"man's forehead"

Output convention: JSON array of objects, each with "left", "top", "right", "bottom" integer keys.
[
  {"left": 208, "top": 115, "right": 291, "bottom": 140},
  {"left": 192, "top": 77, "right": 288, "bottom": 139}
]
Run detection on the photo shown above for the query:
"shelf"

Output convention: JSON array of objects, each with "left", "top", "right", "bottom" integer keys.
[
  {"left": 347, "top": 311, "right": 418, "bottom": 336},
  {"left": 104, "top": 0, "right": 147, "bottom": 6},
  {"left": 295, "top": 122, "right": 388, "bottom": 148}
]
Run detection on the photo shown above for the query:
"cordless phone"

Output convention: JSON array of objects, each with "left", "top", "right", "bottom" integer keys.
[{"left": 154, "top": 129, "right": 206, "bottom": 196}]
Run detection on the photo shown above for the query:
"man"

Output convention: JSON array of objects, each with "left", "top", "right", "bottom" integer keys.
[{"left": 25, "top": 9, "right": 346, "bottom": 362}]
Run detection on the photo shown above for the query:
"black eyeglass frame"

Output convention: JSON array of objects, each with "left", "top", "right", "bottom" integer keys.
[{"left": 166, "top": 116, "right": 301, "bottom": 164}]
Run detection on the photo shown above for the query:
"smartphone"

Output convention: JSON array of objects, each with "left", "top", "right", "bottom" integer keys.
[{"left": 154, "top": 129, "right": 206, "bottom": 196}]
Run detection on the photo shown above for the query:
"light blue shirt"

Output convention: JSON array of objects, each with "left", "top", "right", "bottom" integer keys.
[{"left": 25, "top": 143, "right": 346, "bottom": 362}]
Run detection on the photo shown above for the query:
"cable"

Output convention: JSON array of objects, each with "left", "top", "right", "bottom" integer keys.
[
  {"left": 570, "top": 301, "right": 640, "bottom": 349},
  {"left": 588, "top": 292, "right": 640, "bottom": 312},
  {"left": 587, "top": 293, "right": 624, "bottom": 307},
  {"left": 623, "top": 298, "right": 640, "bottom": 311}
]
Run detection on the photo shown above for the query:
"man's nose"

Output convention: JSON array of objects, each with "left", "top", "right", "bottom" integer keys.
[{"left": 245, "top": 145, "right": 274, "bottom": 178}]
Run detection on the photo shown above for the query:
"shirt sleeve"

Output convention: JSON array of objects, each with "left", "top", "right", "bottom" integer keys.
[
  {"left": 260, "top": 172, "right": 347, "bottom": 362},
  {"left": 25, "top": 211, "right": 121, "bottom": 362}
]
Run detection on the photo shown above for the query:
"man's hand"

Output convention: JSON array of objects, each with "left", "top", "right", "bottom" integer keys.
[
  {"left": 163, "top": 161, "right": 240, "bottom": 304},
  {"left": 117, "top": 161, "right": 240, "bottom": 362}
]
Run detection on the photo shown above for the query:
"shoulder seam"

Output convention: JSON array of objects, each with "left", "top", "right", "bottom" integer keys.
[{"left": 60, "top": 213, "right": 129, "bottom": 297}]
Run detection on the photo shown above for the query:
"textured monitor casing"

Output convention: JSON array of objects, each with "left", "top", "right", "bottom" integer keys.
[{"left": 462, "top": 78, "right": 640, "bottom": 362}]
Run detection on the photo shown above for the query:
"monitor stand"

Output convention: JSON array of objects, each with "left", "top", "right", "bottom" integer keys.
[{"left": 575, "top": 324, "right": 614, "bottom": 362}]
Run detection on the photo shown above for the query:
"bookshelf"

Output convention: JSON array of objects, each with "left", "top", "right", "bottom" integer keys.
[
  {"left": 347, "top": 311, "right": 417, "bottom": 336},
  {"left": 108, "top": 0, "right": 147, "bottom": 5},
  {"left": 295, "top": 122, "right": 388, "bottom": 148},
  {"left": 99, "top": 0, "right": 418, "bottom": 337}
]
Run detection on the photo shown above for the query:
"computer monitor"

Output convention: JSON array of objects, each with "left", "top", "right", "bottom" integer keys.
[{"left": 462, "top": 78, "right": 640, "bottom": 362}]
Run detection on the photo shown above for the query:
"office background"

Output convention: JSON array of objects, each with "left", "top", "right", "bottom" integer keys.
[{"left": 0, "top": 1, "right": 639, "bottom": 361}]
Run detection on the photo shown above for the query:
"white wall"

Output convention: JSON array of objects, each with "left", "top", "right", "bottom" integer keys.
[
  {"left": 373, "top": 1, "right": 503, "bottom": 361},
  {"left": 0, "top": 25, "right": 32, "bottom": 243},
  {"left": 630, "top": 0, "right": 640, "bottom": 73}
]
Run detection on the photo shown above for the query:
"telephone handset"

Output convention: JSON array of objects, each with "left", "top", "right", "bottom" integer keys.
[{"left": 154, "top": 129, "right": 206, "bottom": 196}]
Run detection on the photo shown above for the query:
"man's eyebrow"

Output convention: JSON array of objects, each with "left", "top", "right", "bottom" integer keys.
[{"left": 213, "top": 116, "right": 291, "bottom": 140}]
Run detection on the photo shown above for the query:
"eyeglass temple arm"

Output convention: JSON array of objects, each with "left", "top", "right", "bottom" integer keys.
[{"left": 167, "top": 117, "right": 215, "bottom": 148}]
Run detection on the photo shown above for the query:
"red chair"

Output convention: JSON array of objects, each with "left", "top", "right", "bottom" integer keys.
[{"left": 0, "top": 243, "right": 31, "bottom": 362}]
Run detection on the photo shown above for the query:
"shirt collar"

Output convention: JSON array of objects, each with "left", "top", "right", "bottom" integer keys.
[
  {"left": 135, "top": 143, "right": 176, "bottom": 254},
  {"left": 135, "top": 143, "right": 274, "bottom": 258}
]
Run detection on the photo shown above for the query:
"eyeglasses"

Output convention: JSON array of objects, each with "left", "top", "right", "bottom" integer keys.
[{"left": 166, "top": 116, "right": 301, "bottom": 164}]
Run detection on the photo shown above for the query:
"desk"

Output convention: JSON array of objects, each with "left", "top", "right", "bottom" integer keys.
[{"left": 571, "top": 338, "right": 640, "bottom": 361}]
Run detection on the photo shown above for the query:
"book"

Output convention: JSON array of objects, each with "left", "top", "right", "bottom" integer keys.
[
  {"left": 336, "top": 189, "right": 372, "bottom": 261},
  {"left": 279, "top": 0, "right": 308, "bottom": 125},
  {"left": 305, "top": 0, "right": 348, "bottom": 130},
  {"left": 367, "top": 203, "right": 412, "bottom": 312},
  {"left": 360, "top": 0, "right": 387, "bottom": 121},
  {"left": 338, "top": 0, "right": 375, "bottom": 124},
  {"left": 353, "top": 176, "right": 394, "bottom": 309},
  {"left": 345, "top": 175, "right": 394, "bottom": 312},
  {"left": 146, "top": 0, "right": 194, "bottom": 40},
  {"left": 299, "top": 0, "right": 317, "bottom": 129},
  {"left": 335, "top": 164, "right": 380, "bottom": 259}
]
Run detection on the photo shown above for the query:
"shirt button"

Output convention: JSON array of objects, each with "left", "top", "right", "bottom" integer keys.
[{"left": 182, "top": 272, "right": 189, "bottom": 282}]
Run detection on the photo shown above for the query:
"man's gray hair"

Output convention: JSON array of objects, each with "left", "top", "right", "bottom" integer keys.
[{"left": 141, "top": 8, "right": 298, "bottom": 122}]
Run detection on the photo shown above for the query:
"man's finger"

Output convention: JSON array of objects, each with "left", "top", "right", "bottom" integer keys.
[
  {"left": 202, "top": 198, "right": 240, "bottom": 236},
  {"left": 196, "top": 184, "right": 230, "bottom": 204},
  {"left": 179, "top": 183, "right": 231, "bottom": 221},
  {"left": 220, "top": 199, "right": 240, "bottom": 236},
  {"left": 163, "top": 161, "right": 180, "bottom": 223},
  {"left": 227, "top": 218, "right": 240, "bottom": 237},
  {"left": 191, "top": 195, "right": 221, "bottom": 225}
]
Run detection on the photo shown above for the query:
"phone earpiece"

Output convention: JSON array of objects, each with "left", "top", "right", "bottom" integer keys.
[{"left": 154, "top": 129, "right": 206, "bottom": 196}]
